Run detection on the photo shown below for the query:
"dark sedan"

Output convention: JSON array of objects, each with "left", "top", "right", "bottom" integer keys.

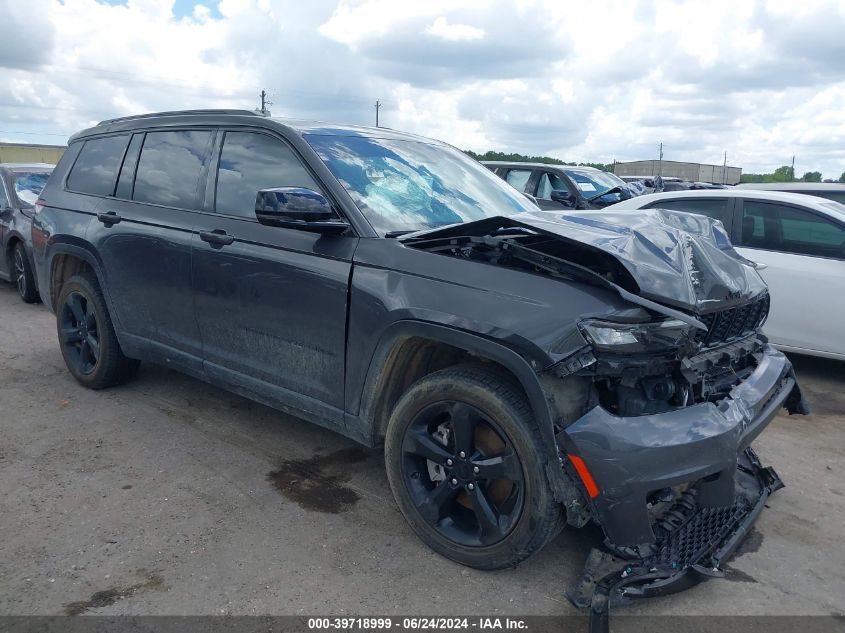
[{"left": 0, "top": 163, "right": 53, "bottom": 302}]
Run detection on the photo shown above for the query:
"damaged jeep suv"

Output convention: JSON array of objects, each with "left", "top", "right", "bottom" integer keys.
[{"left": 33, "top": 111, "right": 806, "bottom": 599}]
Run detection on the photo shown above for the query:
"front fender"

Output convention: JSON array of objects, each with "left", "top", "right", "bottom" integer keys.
[{"left": 350, "top": 319, "right": 578, "bottom": 503}]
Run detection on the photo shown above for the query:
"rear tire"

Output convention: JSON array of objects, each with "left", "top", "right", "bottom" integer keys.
[
  {"left": 384, "top": 365, "right": 563, "bottom": 570},
  {"left": 56, "top": 272, "right": 140, "bottom": 389},
  {"left": 12, "top": 242, "right": 39, "bottom": 304}
]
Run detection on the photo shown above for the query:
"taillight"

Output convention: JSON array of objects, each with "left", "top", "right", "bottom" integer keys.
[{"left": 34, "top": 198, "right": 46, "bottom": 215}]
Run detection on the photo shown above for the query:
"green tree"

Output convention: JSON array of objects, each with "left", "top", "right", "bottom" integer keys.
[
  {"left": 463, "top": 150, "right": 613, "bottom": 172},
  {"left": 839, "top": 171, "right": 845, "bottom": 183},
  {"left": 772, "top": 165, "right": 794, "bottom": 182},
  {"left": 801, "top": 171, "right": 822, "bottom": 182}
]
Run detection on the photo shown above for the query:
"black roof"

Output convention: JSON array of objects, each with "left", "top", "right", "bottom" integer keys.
[{"left": 71, "top": 109, "right": 446, "bottom": 147}]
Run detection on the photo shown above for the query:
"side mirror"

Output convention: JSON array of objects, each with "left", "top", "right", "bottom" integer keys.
[
  {"left": 255, "top": 187, "right": 349, "bottom": 235},
  {"left": 550, "top": 189, "right": 574, "bottom": 205}
]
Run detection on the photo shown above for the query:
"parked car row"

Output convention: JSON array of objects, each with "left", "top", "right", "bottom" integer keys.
[{"left": 12, "top": 110, "right": 809, "bottom": 624}]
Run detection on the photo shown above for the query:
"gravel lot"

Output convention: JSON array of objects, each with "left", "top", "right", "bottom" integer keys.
[{"left": 0, "top": 282, "right": 843, "bottom": 617}]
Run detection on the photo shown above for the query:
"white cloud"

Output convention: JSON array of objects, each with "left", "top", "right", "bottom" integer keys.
[
  {"left": 0, "top": 0, "right": 843, "bottom": 179},
  {"left": 425, "top": 16, "right": 485, "bottom": 41}
]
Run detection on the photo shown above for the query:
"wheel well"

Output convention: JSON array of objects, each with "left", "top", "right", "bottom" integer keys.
[
  {"left": 370, "top": 336, "right": 530, "bottom": 443},
  {"left": 5, "top": 236, "right": 20, "bottom": 262},
  {"left": 50, "top": 254, "right": 92, "bottom": 306}
]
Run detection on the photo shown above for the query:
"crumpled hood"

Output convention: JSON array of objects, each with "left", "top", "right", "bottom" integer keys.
[{"left": 404, "top": 208, "right": 768, "bottom": 314}]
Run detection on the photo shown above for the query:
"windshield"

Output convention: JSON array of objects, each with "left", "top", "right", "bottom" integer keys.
[
  {"left": 562, "top": 169, "right": 626, "bottom": 196},
  {"left": 304, "top": 134, "right": 538, "bottom": 235},
  {"left": 13, "top": 171, "right": 51, "bottom": 207}
]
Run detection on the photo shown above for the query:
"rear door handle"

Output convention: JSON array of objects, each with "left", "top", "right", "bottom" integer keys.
[
  {"left": 199, "top": 229, "right": 235, "bottom": 246},
  {"left": 97, "top": 211, "right": 122, "bottom": 226}
]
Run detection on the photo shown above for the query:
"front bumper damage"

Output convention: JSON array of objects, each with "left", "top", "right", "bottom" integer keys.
[
  {"left": 569, "top": 447, "right": 782, "bottom": 633},
  {"left": 559, "top": 346, "right": 806, "bottom": 631}
]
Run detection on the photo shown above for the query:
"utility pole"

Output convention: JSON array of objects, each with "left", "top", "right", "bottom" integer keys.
[
  {"left": 375, "top": 99, "right": 381, "bottom": 127},
  {"left": 790, "top": 155, "right": 795, "bottom": 181},
  {"left": 259, "top": 89, "right": 272, "bottom": 116},
  {"left": 658, "top": 142, "right": 663, "bottom": 177},
  {"left": 723, "top": 151, "right": 727, "bottom": 185}
]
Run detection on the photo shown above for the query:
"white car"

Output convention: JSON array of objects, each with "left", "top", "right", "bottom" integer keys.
[{"left": 609, "top": 189, "right": 845, "bottom": 360}]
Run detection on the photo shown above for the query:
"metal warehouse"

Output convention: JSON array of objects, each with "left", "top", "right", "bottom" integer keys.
[
  {"left": 614, "top": 159, "right": 742, "bottom": 185},
  {"left": 0, "top": 142, "right": 66, "bottom": 165}
]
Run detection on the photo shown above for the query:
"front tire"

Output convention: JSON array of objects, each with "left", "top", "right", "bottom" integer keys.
[
  {"left": 12, "top": 242, "right": 39, "bottom": 303},
  {"left": 56, "top": 272, "right": 140, "bottom": 389},
  {"left": 384, "top": 365, "right": 563, "bottom": 570}
]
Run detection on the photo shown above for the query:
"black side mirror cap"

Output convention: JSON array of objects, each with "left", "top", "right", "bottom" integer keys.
[
  {"left": 550, "top": 189, "right": 574, "bottom": 205},
  {"left": 255, "top": 187, "right": 349, "bottom": 235}
]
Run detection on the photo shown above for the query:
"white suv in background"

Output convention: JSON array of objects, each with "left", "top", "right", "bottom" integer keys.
[{"left": 609, "top": 189, "right": 845, "bottom": 360}]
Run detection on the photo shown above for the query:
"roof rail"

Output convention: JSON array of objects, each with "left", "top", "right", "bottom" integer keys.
[{"left": 98, "top": 109, "right": 259, "bottom": 125}]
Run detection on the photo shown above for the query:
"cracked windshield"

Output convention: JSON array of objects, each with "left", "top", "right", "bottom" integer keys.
[{"left": 305, "top": 133, "right": 538, "bottom": 235}]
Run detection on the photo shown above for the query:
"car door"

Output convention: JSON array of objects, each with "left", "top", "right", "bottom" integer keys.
[
  {"left": 191, "top": 129, "right": 357, "bottom": 417},
  {"left": 84, "top": 129, "right": 213, "bottom": 373},
  {"left": 733, "top": 198, "right": 845, "bottom": 356},
  {"left": 534, "top": 170, "right": 579, "bottom": 210}
]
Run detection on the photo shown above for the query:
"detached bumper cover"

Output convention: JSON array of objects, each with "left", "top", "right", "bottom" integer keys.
[
  {"left": 569, "top": 447, "right": 783, "bottom": 632},
  {"left": 562, "top": 345, "right": 804, "bottom": 546}
]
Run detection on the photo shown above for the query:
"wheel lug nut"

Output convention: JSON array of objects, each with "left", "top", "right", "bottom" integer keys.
[
  {"left": 459, "top": 451, "right": 466, "bottom": 458},
  {"left": 451, "top": 478, "right": 458, "bottom": 485},
  {"left": 467, "top": 483, "right": 475, "bottom": 490},
  {"left": 446, "top": 459, "right": 453, "bottom": 466},
  {"left": 473, "top": 466, "right": 479, "bottom": 474}
]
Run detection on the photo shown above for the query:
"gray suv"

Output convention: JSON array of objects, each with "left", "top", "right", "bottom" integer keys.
[{"left": 32, "top": 110, "right": 807, "bottom": 616}]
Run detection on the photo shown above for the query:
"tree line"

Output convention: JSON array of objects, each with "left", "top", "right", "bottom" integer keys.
[
  {"left": 740, "top": 166, "right": 845, "bottom": 183},
  {"left": 464, "top": 150, "right": 613, "bottom": 173}
]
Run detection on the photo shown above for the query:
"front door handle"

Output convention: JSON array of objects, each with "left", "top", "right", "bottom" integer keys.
[
  {"left": 97, "top": 211, "right": 122, "bottom": 226},
  {"left": 199, "top": 229, "right": 235, "bottom": 246}
]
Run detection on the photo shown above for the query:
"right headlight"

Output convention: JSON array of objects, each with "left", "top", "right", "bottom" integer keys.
[{"left": 578, "top": 318, "right": 693, "bottom": 353}]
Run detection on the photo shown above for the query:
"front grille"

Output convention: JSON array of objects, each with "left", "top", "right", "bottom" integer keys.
[
  {"left": 699, "top": 294, "right": 769, "bottom": 348},
  {"left": 650, "top": 493, "right": 750, "bottom": 568}
]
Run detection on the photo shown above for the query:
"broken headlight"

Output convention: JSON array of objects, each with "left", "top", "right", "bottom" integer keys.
[{"left": 579, "top": 318, "right": 692, "bottom": 353}]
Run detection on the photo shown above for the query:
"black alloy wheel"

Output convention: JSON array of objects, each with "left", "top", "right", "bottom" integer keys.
[
  {"left": 60, "top": 291, "right": 101, "bottom": 375},
  {"left": 401, "top": 400, "right": 525, "bottom": 547},
  {"left": 55, "top": 272, "right": 139, "bottom": 389},
  {"left": 385, "top": 365, "right": 563, "bottom": 570}
]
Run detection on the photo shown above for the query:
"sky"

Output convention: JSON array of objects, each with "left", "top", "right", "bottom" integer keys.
[{"left": 1, "top": 0, "right": 844, "bottom": 178}]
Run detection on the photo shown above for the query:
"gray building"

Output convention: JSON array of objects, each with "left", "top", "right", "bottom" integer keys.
[{"left": 614, "top": 159, "right": 742, "bottom": 185}]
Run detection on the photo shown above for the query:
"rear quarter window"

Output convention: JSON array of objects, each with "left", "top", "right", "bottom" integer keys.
[{"left": 66, "top": 135, "right": 130, "bottom": 196}]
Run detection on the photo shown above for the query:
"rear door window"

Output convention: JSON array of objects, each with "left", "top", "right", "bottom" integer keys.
[
  {"left": 645, "top": 198, "right": 732, "bottom": 225},
  {"left": 739, "top": 200, "right": 845, "bottom": 259},
  {"left": 214, "top": 131, "right": 320, "bottom": 218},
  {"left": 504, "top": 169, "right": 532, "bottom": 193},
  {"left": 66, "top": 135, "right": 130, "bottom": 196},
  {"left": 133, "top": 130, "right": 213, "bottom": 209}
]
